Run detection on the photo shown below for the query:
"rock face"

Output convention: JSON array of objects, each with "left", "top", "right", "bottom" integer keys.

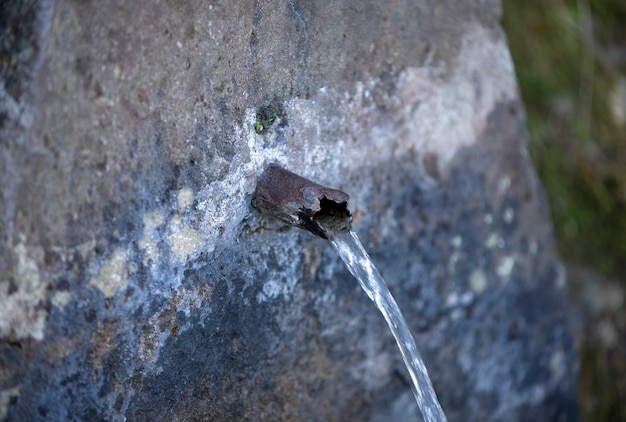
[{"left": 1, "top": 1, "right": 579, "bottom": 421}]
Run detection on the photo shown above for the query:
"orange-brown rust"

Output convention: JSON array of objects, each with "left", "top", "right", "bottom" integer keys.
[{"left": 252, "top": 164, "right": 352, "bottom": 239}]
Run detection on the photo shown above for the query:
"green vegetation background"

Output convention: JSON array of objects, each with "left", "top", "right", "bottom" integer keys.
[{"left": 502, "top": 1, "right": 626, "bottom": 420}]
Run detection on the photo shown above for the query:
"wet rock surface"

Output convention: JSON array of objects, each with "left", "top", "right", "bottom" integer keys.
[{"left": 1, "top": 1, "right": 579, "bottom": 421}]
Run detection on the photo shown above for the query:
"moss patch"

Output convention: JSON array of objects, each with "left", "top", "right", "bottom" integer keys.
[
  {"left": 254, "top": 100, "right": 286, "bottom": 134},
  {"left": 502, "top": 0, "right": 626, "bottom": 277},
  {"left": 254, "top": 105, "right": 276, "bottom": 134}
]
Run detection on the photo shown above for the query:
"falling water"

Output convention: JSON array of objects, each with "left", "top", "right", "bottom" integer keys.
[{"left": 331, "top": 230, "right": 447, "bottom": 422}]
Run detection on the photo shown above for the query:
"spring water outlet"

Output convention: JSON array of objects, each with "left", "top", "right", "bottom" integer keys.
[
  {"left": 252, "top": 164, "right": 352, "bottom": 239},
  {"left": 252, "top": 163, "right": 447, "bottom": 421}
]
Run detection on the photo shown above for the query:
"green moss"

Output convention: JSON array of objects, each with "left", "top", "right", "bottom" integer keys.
[
  {"left": 254, "top": 104, "right": 278, "bottom": 134},
  {"left": 502, "top": 0, "right": 626, "bottom": 278}
]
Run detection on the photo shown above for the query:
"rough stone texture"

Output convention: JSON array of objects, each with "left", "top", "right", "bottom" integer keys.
[{"left": 1, "top": 1, "right": 579, "bottom": 421}]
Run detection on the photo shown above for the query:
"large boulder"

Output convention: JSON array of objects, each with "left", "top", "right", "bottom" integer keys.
[{"left": 1, "top": 1, "right": 579, "bottom": 420}]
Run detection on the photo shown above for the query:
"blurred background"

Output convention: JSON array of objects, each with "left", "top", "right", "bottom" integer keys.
[{"left": 501, "top": 1, "right": 626, "bottom": 420}]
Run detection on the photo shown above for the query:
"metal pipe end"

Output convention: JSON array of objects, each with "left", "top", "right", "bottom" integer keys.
[{"left": 252, "top": 163, "right": 352, "bottom": 239}]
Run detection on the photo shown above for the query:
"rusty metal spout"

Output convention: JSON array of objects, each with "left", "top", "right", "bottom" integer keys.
[{"left": 252, "top": 164, "right": 352, "bottom": 239}]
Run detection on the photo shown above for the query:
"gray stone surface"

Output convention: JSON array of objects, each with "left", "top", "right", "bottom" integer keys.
[{"left": 1, "top": 1, "right": 579, "bottom": 421}]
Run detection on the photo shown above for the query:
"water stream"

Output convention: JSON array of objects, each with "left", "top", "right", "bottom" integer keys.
[{"left": 331, "top": 230, "right": 447, "bottom": 422}]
